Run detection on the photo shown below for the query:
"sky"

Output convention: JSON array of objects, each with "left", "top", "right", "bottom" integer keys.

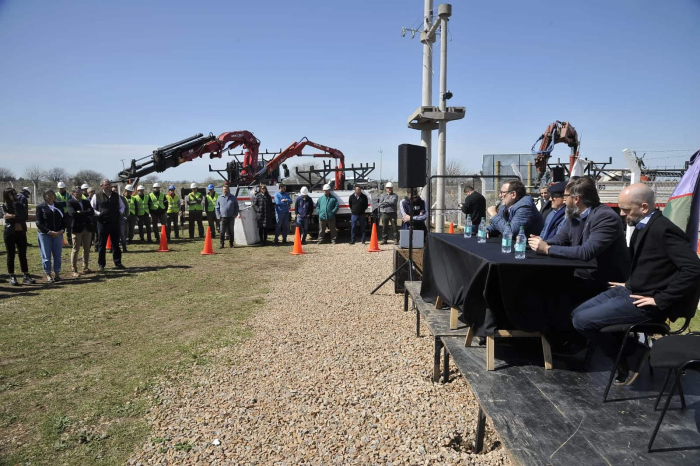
[{"left": 1, "top": 0, "right": 699, "bottom": 182}]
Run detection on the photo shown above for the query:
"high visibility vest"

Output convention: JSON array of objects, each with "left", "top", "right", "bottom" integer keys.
[
  {"left": 188, "top": 192, "right": 203, "bottom": 211},
  {"left": 126, "top": 195, "right": 136, "bottom": 215},
  {"left": 55, "top": 191, "right": 70, "bottom": 213},
  {"left": 135, "top": 194, "right": 150, "bottom": 215},
  {"left": 166, "top": 194, "right": 180, "bottom": 214},
  {"left": 206, "top": 193, "right": 218, "bottom": 212},
  {"left": 150, "top": 191, "right": 166, "bottom": 211}
]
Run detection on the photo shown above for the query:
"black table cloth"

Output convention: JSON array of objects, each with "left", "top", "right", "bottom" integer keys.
[{"left": 420, "top": 234, "right": 599, "bottom": 336}]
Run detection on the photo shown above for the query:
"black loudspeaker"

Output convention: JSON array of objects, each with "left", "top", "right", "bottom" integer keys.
[
  {"left": 398, "top": 144, "right": 427, "bottom": 188},
  {"left": 551, "top": 166, "right": 565, "bottom": 182}
]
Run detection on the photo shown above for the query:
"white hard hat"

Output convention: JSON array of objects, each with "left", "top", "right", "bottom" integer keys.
[
  {"left": 153, "top": 183, "right": 161, "bottom": 188},
  {"left": 57, "top": 181, "right": 66, "bottom": 189},
  {"left": 81, "top": 183, "right": 89, "bottom": 190},
  {"left": 137, "top": 185, "right": 145, "bottom": 191},
  {"left": 190, "top": 183, "right": 197, "bottom": 189},
  {"left": 322, "top": 183, "right": 331, "bottom": 191},
  {"left": 385, "top": 182, "right": 393, "bottom": 188},
  {"left": 300, "top": 186, "right": 309, "bottom": 195},
  {"left": 125, "top": 184, "right": 134, "bottom": 192}
]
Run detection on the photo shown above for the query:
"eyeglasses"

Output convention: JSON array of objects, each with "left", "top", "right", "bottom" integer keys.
[
  {"left": 499, "top": 190, "right": 514, "bottom": 195},
  {"left": 562, "top": 194, "right": 571, "bottom": 199}
]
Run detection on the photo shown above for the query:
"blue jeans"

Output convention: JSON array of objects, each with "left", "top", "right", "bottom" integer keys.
[
  {"left": 572, "top": 286, "right": 659, "bottom": 361},
  {"left": 275, "top": 211, "right": 290, "bottom": 241},
  {"left": 296, "top": 216, "right": 310, "bottom": 241},
  {"left": 350, "top": 214, "right": 366, "bottom": 242},
  {"left": 38, "top": 232, "right": 63, "bottom": 275},
  {"left": 119, "top": 217, "right": 128, "bottom": 250}
]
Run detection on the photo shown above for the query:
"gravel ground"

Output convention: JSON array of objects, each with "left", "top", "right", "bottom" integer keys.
[{"left": 129, "top": 242, "right": 510, "bottom": 465}]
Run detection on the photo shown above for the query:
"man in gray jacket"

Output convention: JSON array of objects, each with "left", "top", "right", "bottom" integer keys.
[{"left": 377, "top": 182, "right": 399, "bottom": 244}]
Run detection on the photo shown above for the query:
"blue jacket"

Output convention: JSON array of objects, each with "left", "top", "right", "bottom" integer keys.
[
  {"left": 295, "top": 195, "right": 314, "bottom": 219},
  {"left": 274, "top": 191, "right": 292, "bottom": 215},
  {"left": 540, "top": 207, "right": 566, "bottom": 241},
  {"left": 487, "top": 195, "right": 543, "bottom": 238},
  {"left": 548, "top": 203, "right": 630, "bottom": 285}
]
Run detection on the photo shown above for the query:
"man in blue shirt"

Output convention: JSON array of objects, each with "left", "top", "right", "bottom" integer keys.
[
  {"left": 486, "top": 179, "right": 543, "bottom": 238},
  {"left": 215, "top": 183, "right": 239, "bottom": 249},
  {"left": 273, "top": 183, "right": 293, "bottom": 244}
]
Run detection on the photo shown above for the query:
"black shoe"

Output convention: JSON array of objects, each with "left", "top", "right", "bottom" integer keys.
[
  {"left": 229, "top": 243, "right": 234, "bottom": 248},
  {"left": 362, "top": 240, "right": 366, "bottom": 244},
  {"left": 53, "top": 274, "right": 61, "bottom": 282},
  {"left": 380, "top": 240, "right": 388, "bottom": 245},
  {"left": 123, "top": 248, "right": 128, "bottom": 253},
  {"left": 274, "top": 239, "right": 279, "bottom": 244},
  {"left": 625, "top": 343, "right": 650, "bottom": 386},
  {"left": 614, "top": 360, "right": 630, "bottom": 385},
  {"left": 219, "top": 245, "right": 225, "bottom": 249},
  {"left": 9, "top": 276, "right": 19, "bottom": 286},
  {"left": 350, "top": 241, "right": 355, "bottom": 245},
  {"left": 114, "top": 264, "right": 126, "bottom": 270},
  {"left": 22, "top": 275, "right": 35, "bottom": 285},
  {"left": 98, "top": 266, "right": 105, "bottom": 272}
]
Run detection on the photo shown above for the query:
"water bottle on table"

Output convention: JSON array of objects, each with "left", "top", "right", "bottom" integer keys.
[
  {"left": 477, "top": 217, "right": 486, "bottom": 243},
  {"left": 515, "top": 226, "right": 527, "bottom": 259},
  {"left": 464, "top": 216, "right": 472, "bottom": 238},
  {"left": 501, "top": 222, "right": 512, "bottom": 253}
]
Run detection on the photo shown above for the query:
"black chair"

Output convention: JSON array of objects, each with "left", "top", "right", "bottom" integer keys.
[{"left": 647, "top": 332, "right": 700, "bottom": 452}]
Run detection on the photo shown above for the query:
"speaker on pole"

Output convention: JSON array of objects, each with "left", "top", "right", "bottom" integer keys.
[{"left": 398, "top": 144, "right": 427, "bottom": 188}]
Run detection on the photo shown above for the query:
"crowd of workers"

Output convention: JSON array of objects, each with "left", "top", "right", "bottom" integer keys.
[{"left": 459, "top": 177, "right": 700, "bottom": 385}]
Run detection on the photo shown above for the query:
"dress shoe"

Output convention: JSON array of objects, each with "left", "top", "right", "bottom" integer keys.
[
  {"left": 114, "top": 264, "right": 126, "bottom": 270},
  {"left": 98, "top": 266, "right": 105, "bottom": 272},
  {"left": 22, "top": 275, "right": 36, "bottom": 284}
]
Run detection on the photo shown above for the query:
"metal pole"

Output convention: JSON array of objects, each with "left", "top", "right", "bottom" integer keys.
[
  {"left": 622, "top": 148, "right": 640, "bottom": 245},
  {"left": 495, "top": 160, "right": 501, "bottom": 195},
  {"left": 435, "top": 4, "right": 451, "bottom": 233},
  {"left": 527, "top": 161, "right": 533, "bottom": 192},
  {"left": 378, "top": 148, "right": 383, "bottom": 188},
  {"left": 420, "top": 0, "right": 434, "bottom": 202}
]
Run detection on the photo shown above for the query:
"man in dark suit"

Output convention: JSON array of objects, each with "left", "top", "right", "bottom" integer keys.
[
  {"left": 459, "top": 185, "right": 486, "bottom": 235},
  {"left": 572, "top": 184, "right": 700, "bottom": 384}
]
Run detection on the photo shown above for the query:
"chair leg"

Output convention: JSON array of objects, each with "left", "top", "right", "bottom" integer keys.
[
  {"left": 603, "top": 334, "right": 630, "bottom": 403},
  {"left": 583, "top": 341, "right": 595, "bottom": 371},
  {"left": 654, "top": 369, "right": 672, "bottom": 411},
  {"left": 433, "top": 338, "right": 443, "bottom": 383},
  {"left": 675, "top": 368, "right": 686, "bottom": 410},
  {"left": 647, "top": 373, "right": 679, "bottom": 452},
  {"left": 403, "top": 289, "right": 409, "bottom": 312}
]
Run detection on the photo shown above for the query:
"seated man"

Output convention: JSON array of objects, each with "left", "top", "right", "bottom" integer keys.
[
  {"left": 539, "top": 181, "right": 567, "bottom": 241},
  {"left": 400, "top": 188, "right": 428, "bottom": 233},
  {"left": 486, "top": 179, "right": 543, "bottom": 238},
  {"left": 572, "top": 184, "right": 700, "bottom": 384}
]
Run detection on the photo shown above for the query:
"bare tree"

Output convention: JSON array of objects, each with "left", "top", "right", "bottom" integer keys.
[
  {"left": 0, "top": 167, "right": 15, "bottom": 182},
  {"left": 23, "top": 164, "right": 45, "bottom": 185},
  {"left": 72, "top": 169, "right": 104, "bottom": 186},
  {"left": 43, "top": 167, "right": 71, "bottom": 183},
  {"left": 144, "top": 175, "right": 160, "bottom": 183}
]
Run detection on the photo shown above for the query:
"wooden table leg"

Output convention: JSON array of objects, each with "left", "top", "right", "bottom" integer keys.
[
  {"left": 475, "top": 406, "right": 486, "bottom": 453},
  {"left": 541, "top": 335, "right": 553, "bottom": 370},
  {"left": 449, "top": 307, "right": 459, "bottom": 330},
  {"left": 442, "top": 344, "right": 450, "bottom": 383},
  {"left": 435, "top": 295, "right": 443, "bottom": 309},
  {"left": 486, "top": 336, "right": 495, "bottom": 371},
  {"left": 464, "top": 325, "right": 474, "bottom": 347},
  {"left": 433, "top": 337, "right": 443, "bottom": 382}
]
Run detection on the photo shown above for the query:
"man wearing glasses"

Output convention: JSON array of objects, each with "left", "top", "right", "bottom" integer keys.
[
  {"left": 539, "top": 182, "right": 567, "bottom": 240},
  {"left": 486, "top": 179, "right": 543, "bottom": 238}
]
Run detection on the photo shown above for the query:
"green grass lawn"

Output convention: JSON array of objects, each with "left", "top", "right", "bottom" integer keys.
[{"left": 0, "top": 229, "right": 299, "bottom": 464}]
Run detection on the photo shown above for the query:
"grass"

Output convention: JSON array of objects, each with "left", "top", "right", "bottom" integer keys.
[{"left": 0, "top": 228, "right": 299, "bottom": 464}]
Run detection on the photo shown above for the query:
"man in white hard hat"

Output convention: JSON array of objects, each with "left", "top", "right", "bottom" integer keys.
[
  {"left": 149, "top": 183, "right": 167, "bottom": 242},
  {"left": 80, "top": 183, "right": 90, "bottom": 200},
  {"left": 134, "top": 185, "right": 153, "bottom": 242},
  {"left": 187, "top": 183, "right": 205, "bottom": 238},
  {"left": 316, "top": 183, "right": 339, "bottom": 244},
  {"left": 55, "top": 181, "right": 73, "bottom": 246},
  {"left": 205, "top": 183, "right": 219, "bottom": 239},
  {"left": 294, "top": 186, "right": 314, "bottom": 244},
  {"left": 378, "top": 182, "right": 399, "bottom": 244}
]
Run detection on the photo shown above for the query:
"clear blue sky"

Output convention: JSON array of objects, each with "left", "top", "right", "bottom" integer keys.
[{"left": 1, "top": 0, "right": 699, "bottom": 182}]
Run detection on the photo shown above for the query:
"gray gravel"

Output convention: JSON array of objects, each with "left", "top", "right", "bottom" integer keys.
[{"left": 129, "top": 242, "right": 510, "bottom": 465}]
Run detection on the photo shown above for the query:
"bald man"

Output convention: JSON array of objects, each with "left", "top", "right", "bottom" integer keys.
[{"left": 571, "top": 184, "right": 700, "bottom": 385}]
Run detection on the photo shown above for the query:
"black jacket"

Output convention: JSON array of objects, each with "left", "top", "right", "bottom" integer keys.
[
  {"left": 1, "top": 200, "right": 28, "bottom": 234},
  {"left": 348, "top": 192, "right": 368, "bottom": 215},
  {"left": 253, "top": 192, "right": 276, "bottom": 228},
  {"left": 461, "top": 191, "right": 486, "bottom": 225},
  {"left": 627, "top": 211, "right": 700, "bottom": 319},
  {"left": 540, "top": 200, "right": 553, "bottom": 221},
  {"left": 67, "top": 198, "right": 95, "bottom": 233},
  {"left": 35, "top": 203, "right": 66, "bottom": 234}
]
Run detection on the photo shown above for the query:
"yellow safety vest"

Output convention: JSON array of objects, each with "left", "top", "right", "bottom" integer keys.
[
  {"left": 126, "top": 195, "right": 136, "bottom": 215},
  {"left": 55, "top": 191, "right": 70, "bottom": 213},
  {"left": 135, "top": 194, "right": 150, "bottom": 215},
  {"left": 166, "top": 194, "right": 180, "bottom": 214},
  {"left": 188, "top": 192, "right": 203, "bottom": 211},
  {"left": 206, "top": 193, "right": 218, "bottom": 212},
  {"left": 150, "top": 191, "right": 166, "bottom": 211}
]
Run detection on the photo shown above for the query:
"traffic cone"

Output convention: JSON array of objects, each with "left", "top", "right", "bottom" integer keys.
[
  {"left": 289, "top": 227, "right": 306, "bottom": 255},
  {"left": 158, "top": 225, "right": 169, "bottom": 252},
  {"left": 106, "top": 235, "right": 112, "bottom": 252},
  {"left": 62, "top": 234, "right": 67, "bottom": 247},
  {"left": 367, "top": 223, "right": 382, "bottom": 252},
  {"left": 449, "top": 222, "right": 455, "bottom": 234},
  {"left": 201, "top": 226, "right": 215, "bottom": 255},
  {"left": 697, "top": 239, "right": 700, "bottom": 254}
]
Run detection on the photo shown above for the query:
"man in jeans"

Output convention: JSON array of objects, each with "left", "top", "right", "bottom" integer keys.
[
  {"left": 67, "top": 186, "right": 94, "bottom": 276},
  {"left": 348, "top": 185, "right": 368, "bottom": 244},
  {"left": 273, "top": 183, "right": 293, "bottom": 244},
  {"left": 316, "top": 184, "right": 339, "bottom": 244},
  {"left": 90, "top": 179, "right": 126, "bottom": 272},
  {"left": 215, "top": 183, "right": 239, "bottom": 248},
  {"left": 294, "top": 186, "right": 314, "bottom": 244},
  {"left": 377, "top": 182, "right": 399, "bottom": 244}
]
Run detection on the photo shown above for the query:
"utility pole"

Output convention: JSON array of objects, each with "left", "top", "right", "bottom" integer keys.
[
  {"left": 378, "top": 148, "right": 383, "bottom": 188},
  {"left": 421, "top": 0, "right": 434, "bottom": 195}
]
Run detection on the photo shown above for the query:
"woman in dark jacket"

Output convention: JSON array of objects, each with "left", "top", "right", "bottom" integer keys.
[
  {"left": 35, "top": 189, "right": 66, "bottom": 283},
  {"left": 253, "top": 184, "right": 275, "bottom": 246},
  {"left": 1, "top": 188, "right": 35, "bottom": 285}
]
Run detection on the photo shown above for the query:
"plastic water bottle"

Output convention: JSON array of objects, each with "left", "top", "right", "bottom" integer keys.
[
  {"left": 477, "top": 218, "right": 487, "bottom": 243},
  {"left": 464, "top": 216, "right": 472, "bottom": 238},
  {"left": 515, "top": 226, "right": 527, "bottom": 259},
  {"left": 501, "top": 222, "right": 512, "bottom": 253}
]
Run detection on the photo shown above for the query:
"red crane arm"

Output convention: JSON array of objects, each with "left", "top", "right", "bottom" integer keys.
[
  {"left": 260, "top": 139, "right": 346, "bottom": 188},
  {"left": 532, "top": 121, "right": 579, "bottom": 179}
]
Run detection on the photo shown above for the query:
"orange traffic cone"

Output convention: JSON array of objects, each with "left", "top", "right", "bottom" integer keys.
[
  {"left": 158, "top": 225, "right": 169, "bottom": 252},
  {"left": 289, "top": 227, "right": 306, "bottom": 255},
  {"left": 367, "top": 223, "right": 382, "bottom": 252},
  {"left": 697, "top": 239, "right": 700, "bottom": 254},
  {"left": 449, "top": 222, "right": 455, "bottom": 234},
  {"left": 106, "top": 235, "right": 112, "bottom": 252},
  {"left": 62, "top": 234, "right": 67, "bottom": 247},
  {"left": 201, "top": 226, "right": 215, "bottom": 255}
]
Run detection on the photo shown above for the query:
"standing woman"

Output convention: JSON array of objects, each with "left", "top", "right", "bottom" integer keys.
[
  {"left": 35, "top": 189, "right": 65, "bottom": 283},
  {"left": 1, "top": 188, "right": 35, "bottom": 285},
  {"left": 253, "top": 184, "right": 275, "bottom": 246}
]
